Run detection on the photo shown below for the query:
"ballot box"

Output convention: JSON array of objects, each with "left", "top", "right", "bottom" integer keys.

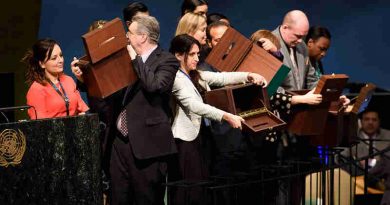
[
  {"left": 205, "top": 27, "right": 290, "bottom": 96},
  {"left": 287, "top": 74, "right": 349, "bottom": 136},
  {"left": 78, "top": 18, "right": 137, "bottom": 98},
  {"left": 205, "top": 83, "right": 286, "bottom": 140}
]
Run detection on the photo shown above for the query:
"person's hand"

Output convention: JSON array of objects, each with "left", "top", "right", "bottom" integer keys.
[
  {"left": 78, "top": 112, "right": 86, "bottom": 115},
  {"left": 259, "top": 38, "right": 278, "bottom": 53},
  {"left": 222, "top": 113, "right": 245, "bottom": 129},
  {"left": 127, "top": 44, "right": 137, "bottom": 60},
  {"left": 339, "top": 95, "right": 351, "bottom": 107},
  {"left": 301, "top": 92, "right": 322, "bottom": 105},
  {"left": 71, "top": 57, "right": 84, "bottom": 82},
  {"left": 292, "top": 92, "right": 322, "bottom": 105},
  {"left": 247, "top": 73, "right": 268, "bottom": 87}
]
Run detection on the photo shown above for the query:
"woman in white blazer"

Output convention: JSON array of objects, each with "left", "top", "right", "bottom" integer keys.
[{"left": 168, "top": 34, "right": 266, "bottom": 205}]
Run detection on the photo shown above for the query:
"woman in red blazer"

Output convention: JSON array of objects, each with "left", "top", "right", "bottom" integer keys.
[{"left": 22, "top": 38, "right": 88, "bottom": 119}]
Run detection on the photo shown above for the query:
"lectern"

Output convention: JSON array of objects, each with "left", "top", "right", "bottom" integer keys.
[
  {"left": 205, "top": 27, "right": 290, "bottom": 96},
  {"left": 287, "top": 74, "right": 349, "bottom": 136},
  {"left": 79, "top": 18, "right": 137, "bottom": 98},
  {"left": 0, "top": 114, "right": 102, "bottom": 204}
]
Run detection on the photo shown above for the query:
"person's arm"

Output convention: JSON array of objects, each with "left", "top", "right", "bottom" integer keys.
[
  {"left": 290, "top": 88, "right": 322, "bottom": 105},
  {"left": 200, "top": 71, "right": 267, "bottom": 87},
  {"left": 70, "top": 57, "right": 88, "bottom": 92},
  {"left": 71, "top": 57, "right": 84, "bottom": 83},
  {"left": 134, "top": 54, "right": 179, "bottom": 93},
  {"left": 173, "top": 76, "right": 244, "bottom": 128}
]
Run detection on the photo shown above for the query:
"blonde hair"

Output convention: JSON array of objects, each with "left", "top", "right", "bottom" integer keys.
[
  {"left": 88, "top": 20, "right": 108, "bottom": 32},
  {"left": 250, "top": 29, "right": 281, "bottom": 50},
  {"left": 175, "top": 12, "right": 206, "bottom": 36}
]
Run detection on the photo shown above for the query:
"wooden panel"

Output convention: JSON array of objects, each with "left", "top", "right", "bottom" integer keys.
[
  {"left": 205, "top": 27, "right": 251, "bottom": 72},
  {"left": 204, "top": 87, "right": 235, "bottom": 114},
  {"left": 351, "top": 83, "right": 376, "bottom": 114},
  {"left": 79, "top": 18, "right": 137, "bottom": 99},
  {"left": 314, "top": 74, "right": 349, "bottom": 102},
  {"left": 287, "top": 74, "right": 349, "bottom": 136},
  {"left": 205, "top": 83, "right": 285, "bottom": 135},
  {"left": 311, "top": 83, "right": 374, "bottom": 146},
  {"left": 205, "top": 27, "right": 290, "bottom": 96},
  {"left": 237, "top": 42, "right": 283, "bottom": 83},
  {"left": 82, "top": 18, "right": 128, "bottom": 64}
]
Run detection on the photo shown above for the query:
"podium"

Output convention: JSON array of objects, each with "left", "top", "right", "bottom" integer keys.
[
  {"left": 79, "top": 18, "right": 137, "bottom": 98},
  {"left": 311, "top": 83, "right": 376, "bottom": 146},
  {"left": 287, "top": 74, "right": 349, "bottom": 136},
  {"left": 0, "top": 114, "right": 102, "bottom": 204},
  {"left": 205, "top": 27, "right": 290, "bottom": 96}
]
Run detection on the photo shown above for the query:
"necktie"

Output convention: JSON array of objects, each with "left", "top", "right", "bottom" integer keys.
[
  {"left": 289, "top": 47, "right": 297, "bottom": 69},
  {"left": 289, "top": 47, "right": 301, "bottom": 87},
  {"left": 118, "top": 109, "right": 128, "bottom": 136},
  {"left": 368, "top": 136, "right": 374, "bottom": 158}
]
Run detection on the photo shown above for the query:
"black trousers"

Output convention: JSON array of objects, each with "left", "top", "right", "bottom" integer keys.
[
  {"left": 168, "top": 135, "right": 209, "bottom": 205},
  {"left": 109, "top": 135, "right": 170, "bottom": 205}
]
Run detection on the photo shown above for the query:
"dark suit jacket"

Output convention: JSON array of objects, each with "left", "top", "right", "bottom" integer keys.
[{"left": 120, "top": 46, "right": 179, "bottom": 160}]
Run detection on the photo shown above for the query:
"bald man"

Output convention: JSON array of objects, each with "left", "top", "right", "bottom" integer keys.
[
  {"left": 272, "top": 10, "right": 318, "bottom": 91},
  {"left": 272, "top": 10, "right": 321, "bottom": 205}
]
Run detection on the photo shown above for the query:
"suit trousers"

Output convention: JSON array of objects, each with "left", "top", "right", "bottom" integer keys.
[{"left": 110, "top": 134, "right": 170, "bottom": 205}]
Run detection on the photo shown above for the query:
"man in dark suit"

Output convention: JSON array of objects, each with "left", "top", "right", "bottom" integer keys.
[{"left": 110, "top": 15, "right": 179, "bottom": 205}]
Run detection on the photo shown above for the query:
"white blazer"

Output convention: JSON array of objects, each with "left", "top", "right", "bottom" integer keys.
[{"left": 171, "top": 70, "right": 249, "bottom": 141}]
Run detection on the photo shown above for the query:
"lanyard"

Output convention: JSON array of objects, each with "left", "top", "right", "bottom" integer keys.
[
  {"left": 179, "top": 69, "right": 191, "bottom": 80},
  {"left": 48, "top": 78, "right": 70, "bottom": 116}
]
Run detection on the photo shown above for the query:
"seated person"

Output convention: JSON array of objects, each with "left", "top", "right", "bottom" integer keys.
[
  {"left": 23, "top": 38, "right": 89, "bottom": 119},
  {"left": 342, "top": 110, "right": 390, "bottom": 176},
  {"left": 356, "top": 110, "right": 390, "bottom": 169}
]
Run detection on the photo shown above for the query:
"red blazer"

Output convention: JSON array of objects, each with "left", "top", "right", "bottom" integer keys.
[{"left": 26, "top": 74, "right": 89, "bottom": 119}]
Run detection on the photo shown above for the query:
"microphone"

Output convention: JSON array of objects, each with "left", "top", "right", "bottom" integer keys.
[
  {"left": 0, "top": 111, "right": 9, "bottom": 123},
  {"left": 0, "top": 105, "right": 37, "bottom": 122},
  {"left": 0, "top": 105, "right": 32, "bottom": 112}
]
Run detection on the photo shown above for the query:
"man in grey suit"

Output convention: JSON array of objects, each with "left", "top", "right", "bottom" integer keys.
[
  {"left": 272, "top": 10, "right": 321, "bottom": 205},
  {"left": 352, "top": 110, "right": 390, "bottom": 171},
  {"left": 355, "top": 110, "right": 390, "bottom": 205},
  {"left": 272, "top": 10, "right": 318, "bottom": 91}
]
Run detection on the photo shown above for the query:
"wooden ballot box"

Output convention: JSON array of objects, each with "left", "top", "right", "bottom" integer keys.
[
  {"left": 204, "top": 83, "right": 286, "bottom": 139},
  {"left": 78, "top": 18, "right": 137, "bottom": 98},
  {"left": 287, "top": 74, "right": 349, "bottom": 136},
  {"left": 205, "top": 27, "right": 290, "bottom": 96},
  {"left": 311, "top": 83, "right": 376, "bottom": 146}
]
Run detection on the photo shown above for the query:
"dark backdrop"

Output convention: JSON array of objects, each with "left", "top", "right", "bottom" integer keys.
[{"left": 39, "top": 0, "right": 390, "bottom": 90}]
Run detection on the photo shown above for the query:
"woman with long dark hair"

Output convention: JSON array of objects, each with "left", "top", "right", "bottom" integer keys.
[
  {"left": 23, "top": 38, "right": 88, "bottom": 119},
  {"left": 168, "top": 34, "right": 266, "bottom": 204}
]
